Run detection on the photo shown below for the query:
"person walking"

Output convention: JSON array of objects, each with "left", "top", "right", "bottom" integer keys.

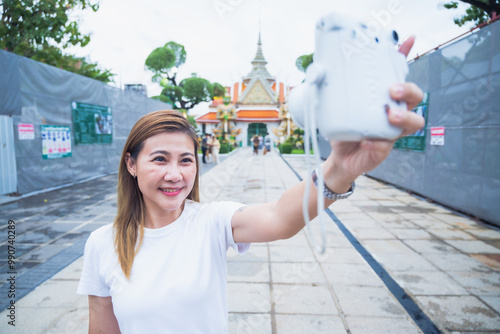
[
  {"left": 201, "top": 133, "right": 209, "bottom": 163},
  {"left": 211, "top": 135, "right": 220, "bottom": 164},
  {"left": 252, "top": 135, "right": 259, "bottom": 155},
  {"left": 77, "top": 36, "right": 424, "bottom": 333},
  {"left": 206, "top": 133, "right": 213, "bottom": 163},
  {"left": 264, "top": 135, "right": 272, "bottom": 155}
]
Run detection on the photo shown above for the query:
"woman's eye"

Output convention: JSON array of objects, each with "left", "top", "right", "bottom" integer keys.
[
  {"left": 181, "top": 158, "right": 194, "bottom": 163},
  {"left": 153, "top": 156, "right": 166, "bottom": 162}
]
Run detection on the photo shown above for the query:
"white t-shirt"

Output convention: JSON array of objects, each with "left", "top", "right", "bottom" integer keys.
[{"left": 77, "top": 200, "right": 250, "bottom": 334}]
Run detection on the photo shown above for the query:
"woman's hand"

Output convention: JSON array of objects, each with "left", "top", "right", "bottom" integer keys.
[{"left": 324, "top": 36, "right": 425, "bottom": 190}]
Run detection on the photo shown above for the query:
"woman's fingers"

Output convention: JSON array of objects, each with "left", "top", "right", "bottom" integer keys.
[
  {"left": 389, "top": 82, "right": 424, "bottom": 110},
  {"left": 398, "top": 35, "right": 415, "bottom": 58},
  {"left": 387, "top": 108, "right": 425, "bottom": 137}
]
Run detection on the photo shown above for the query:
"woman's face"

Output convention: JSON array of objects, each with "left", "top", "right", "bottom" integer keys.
[{"left": 127, "top": 132, "right": 197, "bottom": 222}]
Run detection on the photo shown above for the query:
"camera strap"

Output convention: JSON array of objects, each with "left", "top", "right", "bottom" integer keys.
[{"left": 302, "top": 83, "right": 328, "bottom": 254}]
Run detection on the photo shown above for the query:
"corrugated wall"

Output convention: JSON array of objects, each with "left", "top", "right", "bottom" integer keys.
[
  {"left": 0, "top": 50, "right": 171, "bottom": 194},
  {"left": 368, "top": 20, "right": 500, "bottom": 227}
]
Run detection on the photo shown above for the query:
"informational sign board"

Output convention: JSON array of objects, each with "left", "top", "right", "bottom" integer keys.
[
  {"left": 71, "top": 101, "right": 112, "bottom": 145},
  {"left": 18, "top": 123, "right": 35, "bottom": 140},
  {"left": 393, "top": 92, "right": 429, "bottom": 152},
  {"left": 430, "top": 127, "right": 445, "bottom": 145},
  {"left": 41, "top": 125, "right": 72, "bottom": 159}
]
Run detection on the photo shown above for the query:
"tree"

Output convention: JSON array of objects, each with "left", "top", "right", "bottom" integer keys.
[
  {"left": 213, "top": 82, "right": 226, "bottom": 97},
  {"left": 444, "top": 0, "right": 500, "bottom": 27},
  {"left": 295, "top": 53, "right": 314, "bottom": 73},
  {"left": 145, "top": 41, "right": 186, "bottom": 86},
  {"left": 0, "top": 0, "right": 114, "bottom": 83},
  {"left": 146, "top": 41, "right": 224, "bottom": 112}
]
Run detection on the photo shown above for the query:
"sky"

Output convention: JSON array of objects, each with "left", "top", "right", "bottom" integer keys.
[{"left": 68, "top": 0, "right": 472, "bottom": 115}]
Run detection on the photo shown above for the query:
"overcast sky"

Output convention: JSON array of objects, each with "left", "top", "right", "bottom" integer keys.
[{"left": 69, "top": 0, "right": 472, "bottom": 115}]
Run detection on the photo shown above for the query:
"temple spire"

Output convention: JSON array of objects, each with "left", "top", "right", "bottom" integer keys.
[{"left": 244, "top": 32, "right": 273, "bottom": 83}]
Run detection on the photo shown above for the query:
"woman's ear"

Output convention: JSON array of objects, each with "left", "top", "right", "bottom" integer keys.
[{"left": 125, "top": 153, "right": 136, "bottom": 178}]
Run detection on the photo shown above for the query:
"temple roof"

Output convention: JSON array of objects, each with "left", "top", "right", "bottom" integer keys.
[
  {"left": 243, "top": 33, "right": 275, "bottom": 85},
  {"left": 239, "top": 76, "right": 277, "bottom": 105},
  {"left": 236, "top": 110, "right": 280, "bottom": 121},
  {"left": 195, "top": 112, "right": 219, "bottom": 123},
  {"left": 195, "top": 110, "right": 280, "bottom": 123}
]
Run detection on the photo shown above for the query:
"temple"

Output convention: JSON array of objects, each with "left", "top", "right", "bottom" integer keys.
[{"left": 195, "top": 33, "right": 296, "bottom": 147}]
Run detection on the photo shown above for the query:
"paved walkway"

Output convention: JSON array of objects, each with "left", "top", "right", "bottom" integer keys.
[{"left": 1, "top": 148, "right": 499, "bottom": 333}]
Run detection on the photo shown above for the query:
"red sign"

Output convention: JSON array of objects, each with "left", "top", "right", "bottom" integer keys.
[
  {"left": 18, "top": 123, "right": 35, "bottom": 140},
  {"left": 430, "top": 127, "right": 445, "bottom": 145}
]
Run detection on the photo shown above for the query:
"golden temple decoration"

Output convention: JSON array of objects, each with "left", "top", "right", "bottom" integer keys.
[{"left": 272, "top": 103, "right": 297, "bottom": 138}]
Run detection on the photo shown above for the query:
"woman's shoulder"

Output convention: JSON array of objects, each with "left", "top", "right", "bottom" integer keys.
[
  {"left": 186, "top": 200, "right": 244, "bottom": 218},
  {"left": 88, "top": 223, "right": 114, "bottom": 243}
]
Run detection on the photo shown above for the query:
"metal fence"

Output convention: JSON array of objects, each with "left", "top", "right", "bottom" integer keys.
[{"left": 368, "top": 19, "right": 500, "bottom": 227}]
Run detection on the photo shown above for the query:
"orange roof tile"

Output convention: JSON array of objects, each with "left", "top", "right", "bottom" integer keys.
[
  {"left": 236, "top": 110, "right": 280, "bottom": 121},
  {"left": 210, "top": 97, "right": 224, "bottom": 107},
  {"left": 196, "top": 112, "right": 219, "bottom": 123}
]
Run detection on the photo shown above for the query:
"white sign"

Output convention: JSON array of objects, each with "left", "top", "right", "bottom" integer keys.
[
  {"left": 430, "top": 127, "right": 445, "bottom": 146},
  {"left": 18, "top": 123, "right": 35, "bottom": 140}
]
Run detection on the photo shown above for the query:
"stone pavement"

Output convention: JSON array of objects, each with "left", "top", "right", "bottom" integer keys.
[{"left": 1, "top": 147, "right": 499, "bottom": 333}]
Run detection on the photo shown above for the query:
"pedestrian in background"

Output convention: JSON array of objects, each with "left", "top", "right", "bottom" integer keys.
[
  {"left": 201, "top": 133, "right": 209, "bottom": 163},
  {"left": 263, "top": 135, "right": 271, "bottom": 155},
  {"left": 252, "top": 135, "right": 259, "bottom": 155},
  {"left": 206, "top": 133, "right": 213, "bottom": 163},
  {"left": 212, "top": 135, "right": 220, "bottom": 164}
]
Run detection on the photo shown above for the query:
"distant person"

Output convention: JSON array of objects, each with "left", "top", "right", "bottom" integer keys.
[
  {"left": 201, "top": 133, "right": 209, "bottom": 163},
  {"left": 264, "top": 135, "right": 272, "bottom": 155},
  {"left": 252, "top": 135, "right": 260, "bottom": 155},
  {"left": 206, "top": 133, "right": 213, "bottom": 163},
  {"left": 211, "top": 135, "right": 220, "bottom": 164},
  {"left": 77, "top": 36, "right": 424, "bottom": 333}
]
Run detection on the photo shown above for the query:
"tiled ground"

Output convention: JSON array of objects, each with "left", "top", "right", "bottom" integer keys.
[{"left": 0, "top": 148, "right": 499, "bottom": 333}]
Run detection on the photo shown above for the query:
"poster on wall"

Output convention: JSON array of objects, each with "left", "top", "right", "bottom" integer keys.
[
  {"left": 41, "top": 125, "right": 72, "bottom": 159},
  {"left": 18, "top": 123, "right": 35, "bottom": 140},
  {"left": 393, "top": 92, "right": 429, "bottom": 152},
  {"left": 430, "top": 127, "right": 445, "bottom": 145},
  {"left": 71, "top": 101, "right": 112, "bottom": 145}
]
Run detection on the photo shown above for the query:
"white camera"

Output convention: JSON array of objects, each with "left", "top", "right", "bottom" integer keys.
[{"left": 289, "top": 12, "right": 408, "bottom": 141}]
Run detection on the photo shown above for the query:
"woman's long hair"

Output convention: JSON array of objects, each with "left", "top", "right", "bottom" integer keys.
[{"left": 114, "top": 110, "right": 200, "bottom": 278}]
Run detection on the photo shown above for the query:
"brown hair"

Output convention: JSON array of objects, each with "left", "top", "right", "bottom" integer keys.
[{"left": 114, "top": 110, "right": 200, "bottom": 278}]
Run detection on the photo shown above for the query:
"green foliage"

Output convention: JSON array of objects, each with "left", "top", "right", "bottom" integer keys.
[
  {"left": 295, "top": 53, "right": 314, "bottom": 72},
  {"left": 219, "top": 143, "right": 232, "bottom": 154},
  {"left": 186, "top": 115, "right": 199, "bottom": 134},
  {"left": 444, "top": 1, "right": 500, "bottom": 27},
  {"left": 293, "top": 128, "right": 305, "bottom": 136},
  {"left": 145, "top": 41, "right": 187, "bottom": 85},
  {"left": 279, "top": 143, "right": 293, "bottom": 154},
  {"left": 151, "top": 95, "right": 172, "bottom": 103},
  {"left": 213, "top": 82, "right": 226, "bottom": 97},
  {"left": 146, "top": 40, "right": 222, "bottom": 111},
  {"left": 160, "top": 84, "right": 184, "bottom": 106},
  {"left": 145, "top": 47, "right": 176, "bottom": 77},
  {"left": 165, "top": 41, "right": 187, "bottom": 68},
  {"left": 181, "top": 77, "right": 214, "bottom": 104},
  {"left": 0, "top": 0, "right": 114, "bottom": 83}
]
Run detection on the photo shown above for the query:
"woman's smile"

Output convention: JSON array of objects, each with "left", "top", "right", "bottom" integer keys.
[{"left": 159, "top": 187, "right": 183, "bottom": 196}]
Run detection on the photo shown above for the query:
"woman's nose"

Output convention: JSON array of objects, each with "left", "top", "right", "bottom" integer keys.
[{"left": 163, "top": 165, "right": 182, "bottom": 182}]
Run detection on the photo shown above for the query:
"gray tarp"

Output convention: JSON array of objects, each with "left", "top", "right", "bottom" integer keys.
[
  {"left": 0, "top": 50, "right": 171, "bottom": 194},
  {"left": 368, "top": 20, "right": 500, "bottom": 227}
]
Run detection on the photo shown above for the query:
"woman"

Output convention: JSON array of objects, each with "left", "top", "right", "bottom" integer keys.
[
  {"left": 78, "top": 38, "right": 424, "bottom": 334},
  {"left": 211, "top": 135, "right": 221, "bottom": 164}
]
